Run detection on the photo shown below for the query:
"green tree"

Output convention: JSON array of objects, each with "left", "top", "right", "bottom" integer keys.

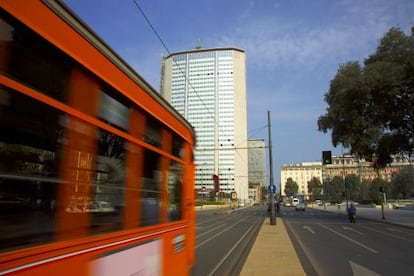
[
  {"left": 329, "top": 176, "right": 345, "bottom": 204},
  {"left": 359, "top": 179, "right": 371, "bottom": 202},
  {"left": 391, "top": 167, "right": 414, "bottom": 199},
  {"left": 284, "top": 177, "right": 298, "bottom": 197},
  {"left": 307, "top": 177, "right": 322, "bottom": 200},
  {"left": 318, "top": 27, "right": 414, "bottom": 168},
  {"left": 369, "top": 178, "right": 389, "bottom": 204},
  {"left": 345, "top": 174, "right": 360, "bottom": 201}
]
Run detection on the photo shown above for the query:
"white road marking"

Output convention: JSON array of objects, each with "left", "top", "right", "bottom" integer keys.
[
  {"left": 318, "top": 223, "right": 378, "bottom": 254},
  {"left": 303, "top": 225, "right": 316, "bottom": 234},
  {"left": 342, "top": 226, "right": 363, "bottom": 235},
  {"left": 350, "top": 261, "right": 381, "bottom": 276}
]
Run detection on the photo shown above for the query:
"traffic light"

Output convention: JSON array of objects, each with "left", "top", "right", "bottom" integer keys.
[{"left": 322, "top": 151, "right": 332, "bottom": 165}]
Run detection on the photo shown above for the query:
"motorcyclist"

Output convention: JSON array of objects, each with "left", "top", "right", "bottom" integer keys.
[{"left": 347, "top": 203, "right": 356, "bottom": 223}]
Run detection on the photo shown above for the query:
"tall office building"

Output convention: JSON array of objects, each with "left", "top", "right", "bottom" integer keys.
[{"left": 161, "top": 47, "right": 248, "bottom": 200}]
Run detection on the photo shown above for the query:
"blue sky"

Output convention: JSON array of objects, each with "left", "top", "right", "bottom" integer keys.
[{"left": 64, "top": 0, "right": 413, "bottom": 187}]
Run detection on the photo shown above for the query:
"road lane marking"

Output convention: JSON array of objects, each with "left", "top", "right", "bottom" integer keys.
[
  {"left": 285, "top": 221, "right": 327, "bottom": 276},
  {"left": 387, "top": 227, "right": 405, "bottom": 233},
  {"left": 195, "top": 217, "right": 249, "bottom": 248},
  {"left": 350, "top": 261, "right": 381, "bottom": 276},
  {"left": 303, "top": 226, "right": 315, "bottom": 234},
  {"left": 196, "top": 223, "right": 226, "bottom": 240},
  {"left": 358, "top": 225, "right": 414, "bottom": 243},
  {"left": 207, "top": 224, "right": 255, "bottom": 276},
  {"left": 342, "top": 226, "right": 363, "bottom": 235},
  {"left": 318, "top": 223, "right": 378, "bottom": 254}
]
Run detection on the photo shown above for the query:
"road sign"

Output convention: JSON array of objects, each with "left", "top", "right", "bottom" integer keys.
[{"left": 268, "top": 184, "right": 276, "bottom": 194}]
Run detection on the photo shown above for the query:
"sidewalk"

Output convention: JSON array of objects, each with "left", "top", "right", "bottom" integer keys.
[
  {"left": 239, "top": 218, "right": 306, "bottom": 276},
  {"left": 239, "top": 204, "right": 413, "bottom": 275},
  {"left": 311, "top": 204, "right": 414, "bottom": 228}
]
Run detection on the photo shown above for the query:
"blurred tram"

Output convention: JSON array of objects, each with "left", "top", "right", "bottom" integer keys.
[{"left": 0, "top": 0, "right": 196, "bottom": 275}]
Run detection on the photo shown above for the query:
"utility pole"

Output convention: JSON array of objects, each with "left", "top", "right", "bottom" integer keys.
[
  {"left": 342, "top": 148, "right": 349, "bottom": 211},
  {"left": 268, "top": 111, "right": 276, "bottom": 225}
]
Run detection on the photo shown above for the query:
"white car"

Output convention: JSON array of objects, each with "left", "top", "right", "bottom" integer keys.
[
  {"left": 314, "top": 200, "right": 322, "bottom": 206},
  {"left": 295, "top": 202, "right": 306, "bottom": 211},
  {"left": 292, "top": 198, "right": 299, "bottom": 207}
]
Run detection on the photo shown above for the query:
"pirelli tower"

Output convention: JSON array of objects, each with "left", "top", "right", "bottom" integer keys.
[{"left": 161, "top": 47, "right": 248, "bottom": 201}]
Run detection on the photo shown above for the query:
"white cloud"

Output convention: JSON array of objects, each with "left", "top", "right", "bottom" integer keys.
[{"left": 213, "top": 0, "right": 408, "bottom": 74}]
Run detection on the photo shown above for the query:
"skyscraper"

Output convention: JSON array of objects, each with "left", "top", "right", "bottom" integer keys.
[{"left": 161, "top": 47, "right": 248, "bottom": 201}]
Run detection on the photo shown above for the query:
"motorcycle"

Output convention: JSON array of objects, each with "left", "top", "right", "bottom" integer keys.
[{"left": 348, "top": 212, "right": 356, "bottom": 223}]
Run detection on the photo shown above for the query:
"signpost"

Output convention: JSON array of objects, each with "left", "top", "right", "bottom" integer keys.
[
  {"left": 268, "top": 184, "right": 276, "bottom": 194},
  {"left": 267, "top": 111, "right": 276, "bottom": 225}
]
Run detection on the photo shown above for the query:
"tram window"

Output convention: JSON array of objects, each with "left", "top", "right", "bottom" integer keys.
[
  {"left": 141, "top": 149, "right": 161, "bottom": 226},
  {"left": 144, "top": 117, "right": 162, "bottom": 147},
  {"left": 91, "top": 129, "right": 127, "bottom": 234},
  {"left": 99, "top": 90, "right": 130, "bottom": 131},
  {"left": 172, "top": 134, "right": 184, "bottom": 159},
  {"left": 0, "top": 87, "right": 64, "bottom": 252},
  {"left": 168, "top": 160, "right": 183, "bottom": 221},
  {"left": 0, "top": 11, "right": 71, "bottom": 103}
]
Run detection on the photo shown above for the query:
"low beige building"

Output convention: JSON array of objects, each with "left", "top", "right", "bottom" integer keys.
[
  {"left": 280, "top": 162, "right": 322, "bottom": 198},
  {"left": 280, "top": 155, "right": 411, "bottom": 198}
]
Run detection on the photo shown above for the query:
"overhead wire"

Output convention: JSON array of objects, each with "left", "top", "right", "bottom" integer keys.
[
  {"left": 132, "top": 0, "right": 267, "bottom": 172},
  {"left": 132, "top": 0, "right": 234, "bottom": 145}
]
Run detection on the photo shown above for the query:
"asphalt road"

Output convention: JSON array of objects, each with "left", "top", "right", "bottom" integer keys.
[
  {"left": 192, "top": 206, "right": 265, "bottom": 276},
  {"left": 282, "top": 206, "right": 414, "bottom": 276}
]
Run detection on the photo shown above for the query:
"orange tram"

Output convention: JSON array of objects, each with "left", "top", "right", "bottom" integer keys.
[{"left": 0, "top": 1, "right": 196, "bottom": 275}]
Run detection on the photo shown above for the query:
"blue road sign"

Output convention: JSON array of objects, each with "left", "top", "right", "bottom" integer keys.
[{"left": 268, "top": 184, "right": 276, "bottom": 194}]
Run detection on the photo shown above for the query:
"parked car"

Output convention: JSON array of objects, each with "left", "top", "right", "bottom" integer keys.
[
  {"left": 314, "top": 199, "right": 322, "bottom": 206},
  {"left": 295, "top": 202, "right": 306, "bottom": 211}
]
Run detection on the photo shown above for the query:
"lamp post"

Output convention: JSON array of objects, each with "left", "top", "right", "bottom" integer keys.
[
  {"left": 267, "top": 111, "right": 276, "bottom": 225},
  {"left": 343, "top": 151, "right": 349, "bottom": 211}
]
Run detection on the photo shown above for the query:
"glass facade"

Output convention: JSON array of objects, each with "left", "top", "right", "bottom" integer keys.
[{"left": 163, "top": 49, "right": 246, "bottom": 195}]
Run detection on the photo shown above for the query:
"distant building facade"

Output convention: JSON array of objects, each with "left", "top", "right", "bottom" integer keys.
[
  {"left": 280, "top": 155, "right": 411, "bottom": 198},
  {"left": 280, "top": 162, "right": 322, "bottom": 198},
  {"left": 323, "top": 155, "right": 410, "bottom": 183},
  {"left": 161, "top": 47, "right": 248, "bottom": 200}
]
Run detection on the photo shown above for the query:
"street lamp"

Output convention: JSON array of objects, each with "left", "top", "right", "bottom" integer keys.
[{"left": 342, "top": 150, "right": 349, "bottom": 211}]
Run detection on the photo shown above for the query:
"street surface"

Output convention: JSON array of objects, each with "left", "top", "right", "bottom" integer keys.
[
  {"left": 282, "top": 205, "right": 414, "bottom": 276},
  {"left": 192, "top": 205, "right": 265, "bottom": 276}
]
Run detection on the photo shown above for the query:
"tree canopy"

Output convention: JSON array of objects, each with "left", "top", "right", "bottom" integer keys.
[
  {"left": 307, "top": 177, "right": 322, "bottom": 200},
  {"left": 318, "top": 27, "right": 414, "bottom": 168},
  {"left": 284, "top": 177, "right": 298, "bottom": 197}
]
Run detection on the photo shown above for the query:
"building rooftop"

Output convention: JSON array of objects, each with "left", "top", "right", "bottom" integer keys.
[{"left": 164, "top": 46, "right": 245, "bottom": 59}]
